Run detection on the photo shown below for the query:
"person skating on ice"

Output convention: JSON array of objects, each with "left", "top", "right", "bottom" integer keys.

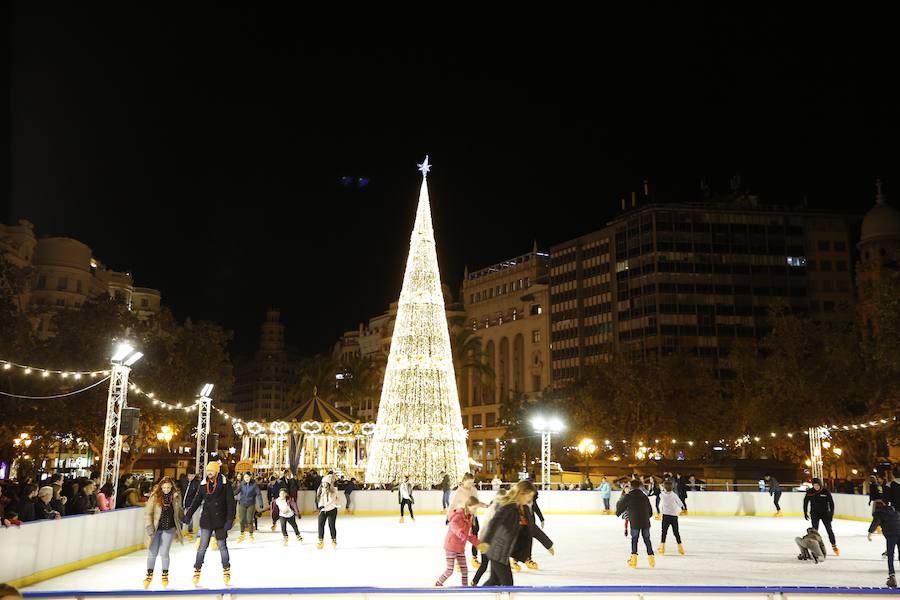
[
  {"left": 449, "top": 472, "right": 488, "bottom": 567},
  {"left": 479, "top": 480, "right": 538, "bottom": 586},
  {"left": 619, "top": 480, "right": 632, "bottom": 537},
  {"left": 509, "top": 491, "right": 554, "bottom": 572},
  {"left": 181, "top": 472, "right": 200, "bottom": 542},
  {"left": 674, "top": 473, "right": 689, "bottom": 515},
  {"left": 644, "top": 476, "right": 661, "bottom": 520},
  {"left": 804, "top": 477, "right": 839, "bottom": 555},
  {"left": 271, "top": 487, "right": 302, "bottom": 545},
  {"left": 344, "top": 477, "right": 358, "bottom": 515},
  {"left": 398, "top": 475, "right": 415, "bottom": 523},
  {"left": 316, "top": 473, "right": 340, "bottom": 549},
  {"left": 617, "top": 478, "right": 655, "bottom": 568},
  {"left": 439, "top": 472, "right": 452, "bottom": 514},
  {"left": 597, "top": 477, "right": 612, "bottom": 514},
  {"left": 795, "top": 527, "right": 827, "bottom": 563},
  {"left": 764, "top": 474, "right": 783, "bottom": 516},
  {"left": 234, "top": 472, "right": 264, "bottom": 543},
  {"left": 868, "top": 499, "right": 900, "bottom": 588},
  {"left": 657, "top": 480, "right": 686, "bottom": 555},
  {"left": 471, "top": 490, "right": 506, "bottom": 586},
  {"left": 435, "top": 496, "right": 489, "bottom": 587},
  {"left": 183, "top": 461, "right": 236, "bottom": 586},
  {"left": 143, "top": 477, "right": 183, "bottom": 589}
]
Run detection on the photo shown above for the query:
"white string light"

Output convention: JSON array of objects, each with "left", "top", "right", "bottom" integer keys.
[{"left": 0, "top": 358, "right": 108, "bottom": 378}]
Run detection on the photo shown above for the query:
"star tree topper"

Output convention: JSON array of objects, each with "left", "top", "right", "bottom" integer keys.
[{"left": 417, "top": 155, "right": 431, "bottom": 177}]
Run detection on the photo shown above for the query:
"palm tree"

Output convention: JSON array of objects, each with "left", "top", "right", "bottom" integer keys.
[
  {"left": 338, "top": 353, "right": 386, "bottom": 418},
  {"left": 448, "top": 316, "right": 495, "bottom": 402},
  {"left": 290, "top": 354, "right": 340, "bottom": 404}
]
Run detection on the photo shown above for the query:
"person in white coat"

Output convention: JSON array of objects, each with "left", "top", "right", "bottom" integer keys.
[{"left": 658, "top": 480, "right": 686, "bottom": 555}]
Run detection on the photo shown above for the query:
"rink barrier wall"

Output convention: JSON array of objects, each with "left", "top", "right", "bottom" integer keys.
[
  {"left": 3, "top": 491, "right": 875, "bottom": 590},
  {"left": 0, "top": 506, "right": 144, "bottom": 588},
  {"left": 19, "top": 585, "right": 900, "bottom": 598}
]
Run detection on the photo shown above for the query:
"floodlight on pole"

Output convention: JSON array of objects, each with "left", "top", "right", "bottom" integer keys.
[
  {"left": 195, "top": 382, "right": 214, "bottom": 475},
  {"left": 531, "top": 414, "right": 565, "bottom": 490},
  {"left": 101, "top": 342, "right": 142, "bottom": 508}
]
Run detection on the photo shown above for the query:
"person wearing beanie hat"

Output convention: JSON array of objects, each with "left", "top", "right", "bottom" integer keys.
[
  {"left": 804, "top": 477, "right": 839, "bottom": 555},
  {"left": 184, "top": 461, "right": 236, "bottom": 585},
  {"left": 316, "top": 473, "right": 341, "bottom": 549}
]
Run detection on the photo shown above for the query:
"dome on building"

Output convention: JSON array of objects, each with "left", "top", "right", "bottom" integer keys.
[{"left": 861, "top": 180, "right": 900, "bottom": 244}]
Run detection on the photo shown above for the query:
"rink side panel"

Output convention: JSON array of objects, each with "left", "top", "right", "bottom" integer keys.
[{"left": 0, "top": 506, "right": 144, "bottom": 588}]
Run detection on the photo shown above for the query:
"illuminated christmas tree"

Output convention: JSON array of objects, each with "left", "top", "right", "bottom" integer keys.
[{"left": 364, "top": 156, "right": 469, "bottom": 487}]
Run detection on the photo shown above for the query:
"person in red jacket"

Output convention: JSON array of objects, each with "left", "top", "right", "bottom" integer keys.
[{"left": 435, "top": 497, "right": 489, "bottom": 587}]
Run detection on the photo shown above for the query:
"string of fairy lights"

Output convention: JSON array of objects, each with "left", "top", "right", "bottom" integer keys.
[{"left": 0, "top": 358, "right": 234, "bottom": 421}]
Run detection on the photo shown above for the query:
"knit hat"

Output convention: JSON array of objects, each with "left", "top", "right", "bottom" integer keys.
[
  {"left": 322, "top": 474, "right": 334, "bottom": 485},
  {"left": 206, "top": 461, "right": 221, "bottom": 474},
  {"left": 811, "top": 477, "right": 822, "bottom": 485}
]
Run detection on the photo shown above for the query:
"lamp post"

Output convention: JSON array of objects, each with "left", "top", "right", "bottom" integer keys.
[
  {"left": 531, "top": 415, "right": 564, "bottom": 490},
  {"left": 100, "top": 343, "right": 143, "bottom": 508},
  {"left": 156, "top": 425, "right": 174, "bottom": 452},
  {"left": 195, "top": 383, "right": 214, "bottom": 475},
  {"left": 578, "top": 438, "right": 597, "bottom": 476}
]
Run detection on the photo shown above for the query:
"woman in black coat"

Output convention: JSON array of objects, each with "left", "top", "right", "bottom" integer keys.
[{"left": 509, "top": 502, "right": 554, "bottom": 570}]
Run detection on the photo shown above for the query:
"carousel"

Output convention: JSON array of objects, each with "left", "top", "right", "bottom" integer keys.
[{"left": 232, "top": 391, "right": 375, "bottom": 478}]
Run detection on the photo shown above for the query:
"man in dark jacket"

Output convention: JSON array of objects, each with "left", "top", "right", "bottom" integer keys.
[
  {"left": 16, "top": 485, "right": 37, "bottom": 522},
  {"left": 181, "top": 472, "right": 200, "bottom": 541},
  {"left": 616, "top": 478, "right": 655, "bottom": 567},
  {"left": 184, "top": 462, "right": 235, "bottom": 586},
  {"left": 884, "top": 468, "right": 900, "bottom": 509},
  {"left": 674, "top": 473, "right": 688, "bottom": 513},
  {"left": 869, "top": 500, "right": 900, "bottom": 588},
  {"left": 69, "top": 481, "right": 99, "bottom": 515},
  {"left": 804, "top": 477, "right": 839, "bottom": 555},
  {"left": 765, "top": 474, "right": 783, "bottom": 516}
]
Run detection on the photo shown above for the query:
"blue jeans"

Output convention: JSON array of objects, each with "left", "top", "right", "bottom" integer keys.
[
  {"left": 147, "top": 529, "right": 175, "bottom": 570},
  {"left": 888, "top": 537, "right": 899, "bottom": 575},
  {"left": 603, "top": 497, "right": 610, "bottom": 510},
  {"left": 631, "top": 527, "right": 653, "bottom": 555},
  {"left": 194, "top": 528, "right": 230, "bottom": 570},
  {"left": 442, "top": 490, "right": 450, "bottom": 509}
]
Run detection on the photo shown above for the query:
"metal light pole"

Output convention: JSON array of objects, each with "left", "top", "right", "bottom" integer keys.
[
  {"left": 195, "top": 383, "right": 214, "bottom": 475},
  {"left": 100, "top": 343, "right": 143, "bottom": 508},
  {"left": 531, "top": 415, "right": 564, "bottom": 490}
]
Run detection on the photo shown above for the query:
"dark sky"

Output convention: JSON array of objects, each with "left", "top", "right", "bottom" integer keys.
[{"left": 4, "top": 4, "right": 897, "bottom": 355}]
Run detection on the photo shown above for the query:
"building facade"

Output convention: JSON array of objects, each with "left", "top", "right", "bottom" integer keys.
[
  {"left": 549, "top": 193, "right": 856, "bottom": 382},
  {"left": 857, "top": 181, "right": 900, "bottom": 336},
  {"left": 459, "top": 248, "right": 551, "bottom": 476}
]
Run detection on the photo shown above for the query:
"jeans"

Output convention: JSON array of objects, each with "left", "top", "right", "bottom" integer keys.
[
  {"left": 811, "top": 514, "right": 836, "bottom": 545},
  {"left": 661, "top": 515, "right": 681, "bottom": 544},
  {"left": 400, "top": 498, "right": 414, "bottom": 518},
  {"left": 631, "top": 527, "right": 654, "bottom": 555},
  {"left": 483, "top": 559, "right": 513, "bottom": 586},
  {"left": 280, "top": 515, "right": 300, "bottom": 536},
  {"left": 194, "top": 528, "right": 229, "bottom": 569},
  {"left": 773, "top": 491, "right": 782, "bottom": 511},
  {"left": 603, "top": 497, "right": 610, "bottom": 511},
  {"left": 238, "top": 504, "right": 256, "bottom": 532},
  {"left": 147, "top": 529, "right": 175, "bottom": 570},
  {"left": 344, "top": 491, "right": 353, "bottom": 510},
  {"left": 442, "top": 490, "right": 451, "bottom": 509},
  {"left": 318, "top": 508, "right": 337, "bottom": 540},
  {"left": 888, "top": 537, "right": 899, "bottom": 575}
]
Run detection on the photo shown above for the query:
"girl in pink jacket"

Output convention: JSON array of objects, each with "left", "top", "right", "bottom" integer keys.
[{"left": 435, "top": 497, "right": 488, "bottom": 587}]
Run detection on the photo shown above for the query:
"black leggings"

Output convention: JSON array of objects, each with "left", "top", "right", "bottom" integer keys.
[
  {"left": 280, "top": 515, "right": 299, "bottom": 536},
  {"left": 400, "top": 498, "right": 414, "bottom": 518},
  {"left": 483, "top": 559, "right": 513, "bottom": 586},
  {"left": 471, "top": 555, "right": 489, "bottom": 585},
  {"left": 661, "top": 514, "right": 681, "bottom": 544},
  {"left": 318, "top": 508, "right": 337, "bottom": 540},
  {"left": 773, "top": 491, "right": 782, "bottom": 511},
  {"left": 471, "top": 516, "right": 480, "bottom": 557},
  {"left": 811, "top": 514, "right": 836, "bottom": 545}
]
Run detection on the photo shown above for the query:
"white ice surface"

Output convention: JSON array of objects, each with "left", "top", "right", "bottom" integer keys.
[{"left": 23, "top": 514, "right": 890, "bottom": 591}]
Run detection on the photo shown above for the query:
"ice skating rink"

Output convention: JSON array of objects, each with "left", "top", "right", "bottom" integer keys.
[{"left": 22, "top": 514, "right": 888, "bottom": 592}]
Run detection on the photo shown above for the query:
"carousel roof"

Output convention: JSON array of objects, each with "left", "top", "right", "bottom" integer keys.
[{"left": 278, "top": 393, "right": 358, "bottom": 424}]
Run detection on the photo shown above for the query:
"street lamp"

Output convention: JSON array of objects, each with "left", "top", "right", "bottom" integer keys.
[
  {"left": 12, "top": 433, "right": 32, "bottom": 449},
  {"left": 101, "top": 342, "right": 142, "bottom": 509},
  {"left": 156, "top": 425, "right": 174, "bottom": 452},
  {"left": 531, "top": 414, "right": 564, "bottom": 490},
  {"left": 578, "top": 438, "right": 597, "bottom": 475}
]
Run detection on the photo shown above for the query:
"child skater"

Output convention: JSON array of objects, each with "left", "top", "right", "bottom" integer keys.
[
  {"left": 435, "top": 496, "right": 489, "bottom": 587},
  {"left": 471, "top": 490, "right": 505, "bottom": 586},
  {"left": 658, "top": 480, "right": 686, "bottom": 555},
  {"left": 620, "top": 480, "right": 632, "bottom": 537},
  {"left": 271, "top": 487, "right": 303, "bottom": 546},
  {"left": 510, "top": 494, "right": 554, "bottom": 571},
  {"left": 480, "top": 480, "right": 538, "bottom": 586},
  {"left": 616, "top": 478, "right": 655, "bottom": 568}
]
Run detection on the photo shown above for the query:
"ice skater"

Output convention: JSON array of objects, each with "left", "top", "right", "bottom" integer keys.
[
  {"left": 471, "top": 490, "right": 506, "bottom": 586},
  {"left": 480, "top": 480, "right": 538, "bottom": 586},
  {"left": 795, "top": 527, "right": 827, "bottom": 563},
  {"left": 598, "top": 477, "right": 611, "bottom": 513},
  {"left": 344, "top": 477, "right": 357, "bottom": 514},
  {"left": 804, "top": 477, "right": 839, "bottom": 555},
  {"left": 181, "top": 472, "right": 200, "bottom": 541},
  {"left": 868, "top": 499, "right": 900, "bottom": 588},
  {"left": 617, "top": 478, "right": 655, "bottom": 568},
  {"left": 619, "top": 480, "right": 632, "bottom": 537},
  {"left": 398, "top": 475, "right": 415, "bottom": 523},
  {"left": 657, "top": 480, "right": 686, "bottom": 555},
  {"left": 450, "top": 472, "right": 488, "bottom": 567},
  {"left": 234, "top": 472, "right": 264, "bottom": 543},
  {"left": 435, "top": 496, "right": 488, "bottom": 587},
  {"left": 764, "top": 474, "right": 783, "bottom": 516},
  {"left": 183, "top": 462, "right": 235, "bottom": 586},
  {"left": 509, "top": 493, "right": 554, "bottom": 572},
  {"left": 439, "top": 472, "right": 452, "bottom": 514},
  {"left": 143, "top": 477, "right": 183, "bottom": 589},
  {"left": 271, "top": 487, "right": 302, "bottom": 545},
  {"left": 316, "top": 473, "right": 340, "bottom": 549}
]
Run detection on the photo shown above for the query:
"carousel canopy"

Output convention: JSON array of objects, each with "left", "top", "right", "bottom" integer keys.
[{"left": 279, "top": 393, "right": 356, "bottom": 423}]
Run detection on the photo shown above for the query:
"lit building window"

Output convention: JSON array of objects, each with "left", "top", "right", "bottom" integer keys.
[{"left": 786, "top": 256, "right": 807, "bottom": 267}]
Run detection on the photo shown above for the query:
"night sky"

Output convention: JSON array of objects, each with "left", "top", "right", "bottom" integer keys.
[{"left": 4, "top": 5, "right": 896, "bottom": 356}]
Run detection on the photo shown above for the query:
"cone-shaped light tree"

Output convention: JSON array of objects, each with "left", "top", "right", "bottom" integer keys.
[{"left": 364, "top": 157, "right": 469, "bottom": 487}]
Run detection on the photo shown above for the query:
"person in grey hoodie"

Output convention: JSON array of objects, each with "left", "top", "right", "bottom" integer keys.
[{"left": 234, "top": 472, "right": 264, "bottom": 543}]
